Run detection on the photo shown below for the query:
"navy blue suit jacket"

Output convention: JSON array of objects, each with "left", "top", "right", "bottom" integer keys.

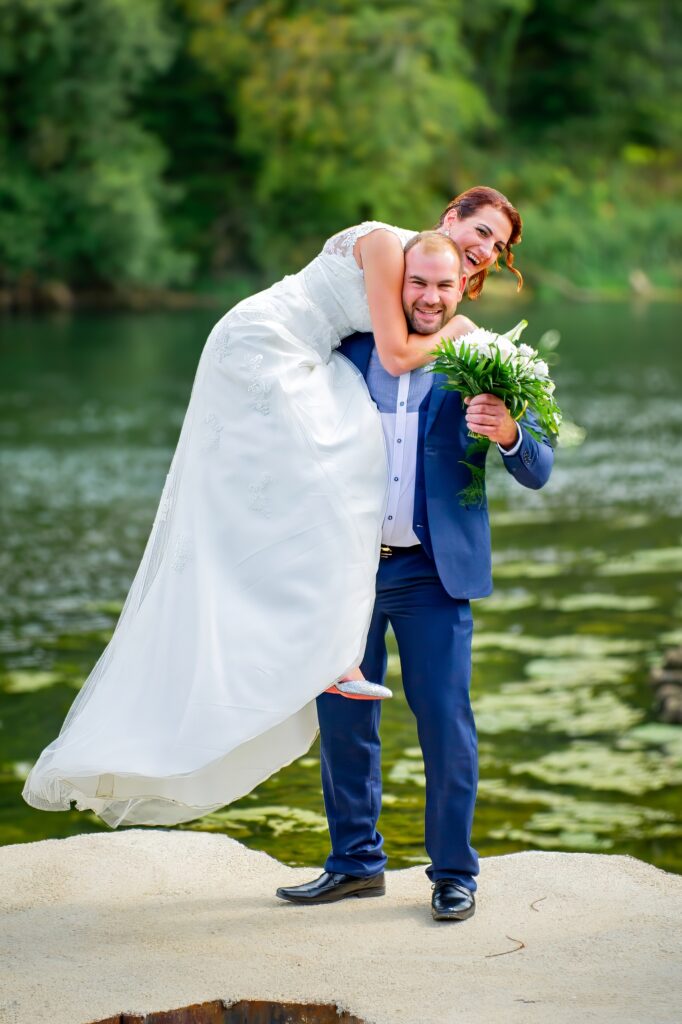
[{"left": 338, "top": 332, "right": 555, "bottom": 599}]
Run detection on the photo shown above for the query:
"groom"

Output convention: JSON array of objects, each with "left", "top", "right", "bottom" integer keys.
[{"left": 276, "top": 232, "right": 554, "bottom": 920}]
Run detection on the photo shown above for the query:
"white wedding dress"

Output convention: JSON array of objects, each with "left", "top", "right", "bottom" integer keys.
[{"left": 23, "top": 221, "right": 416, "bottom": 828}]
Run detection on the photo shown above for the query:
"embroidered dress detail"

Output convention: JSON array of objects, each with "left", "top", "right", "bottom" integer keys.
[
  {"left": 212, "top": 327, "right": 232, "bottom": 363},
  {"left": 171, "top": 533, "right": 192, "bottom": 573},
  {"left": 200, "top": 412, "right": 224, "bottom": 453},
  {"left": 248, "top": 473, "right": 273, "bottom": 517},
  {"left": 242, "top": 353, "right": 272, "bottom": 415}
]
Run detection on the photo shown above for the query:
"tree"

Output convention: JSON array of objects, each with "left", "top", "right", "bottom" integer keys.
[
  {"left": 182, "top": 0, "right": 499, "bottom": 272},
  {"left": 0, "top": 0, "right": 192, "bottom": 287}
]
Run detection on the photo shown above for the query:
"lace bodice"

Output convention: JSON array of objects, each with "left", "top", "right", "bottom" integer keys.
[
  {"left": 321, "top": 221, "right": 413, "bottom": 259},
  {"left": 310, "top": 221, "right": 417, "bottom": 338},
  {"left": 225, "top": 221, "right": 417, "bottom": 358}
]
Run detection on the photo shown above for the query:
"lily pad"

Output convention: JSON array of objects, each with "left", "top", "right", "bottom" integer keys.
[
  {"left": 0, "top": 761, "right": 33, "bottom": 781},
  {"left": 609, "top": 513, "right": 652, "bottom": 529},
  {"left": 659, "top": 629, "right": 682, "bottom": 646},
  {"left": 478, "top": 591, "right": 538, "bottom": 612},
  {"left": 381, "top": 793, "right": 400, "bottom": 806},
  {"left": 512, "top": 741, "right": 682, "bottom": 795},
  {"left": 487, "top": 790, "right": 678, "bottom": 851},
  {"left": 86, "top": 600, "right": 124, "bottom": 615},
  {"left": 298, "top": 757, "right": 319, "bottom": 769},
  {"left": 548, "top": 593, "right": 658, "bottom": 612},
  {"left": 524, "top": 656, "right": 636, "bottom": 686},
  {"left": 388, "top": 757, "right": 425, "bottom": 788},
  {"left": 386, "top": 653, "right": 401, "bottom": 676},
  {"left": 1, "top": 670, "right": 76, "bottom": 693},
  {"left": 489, "top": 825, "right": 613, "bottom": 851},
  {"left": 473, "top": 632, "right": 646, "bottom": 658},
  {"left": 188, "top": 804, "right": 329, "bottom": 837},
  {"left": 490, "top": 509, "right": 559, "bottom": 527},
  {"left": 474, "top": 686, "right": 643, "bottom": 736},
  {"left": 598, "top": 547, "right": 682, "bottom": 576},
  {"left": 480, "top": 779, "right": 675, "bottom": 823},
  {"left": 493, "top": 560, "right": 566, "bottom": 579},
  {"left": 620, "top": 723, "right": 682, "bottom": 758}
]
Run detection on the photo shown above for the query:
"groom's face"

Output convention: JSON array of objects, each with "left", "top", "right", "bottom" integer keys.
[{"left": 402, "top": 245, "right": 466, "bottom": 334}]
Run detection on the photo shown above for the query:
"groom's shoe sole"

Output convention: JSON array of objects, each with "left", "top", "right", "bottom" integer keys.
[
  {"left": 276, "top": 871, "right": 386, "bottom": 905},
  {"left": 431, "top": 903, "right": 476, "bottom": 921},
  {"left": 283, "top": 887, "right": 386, "bottom": 905}
]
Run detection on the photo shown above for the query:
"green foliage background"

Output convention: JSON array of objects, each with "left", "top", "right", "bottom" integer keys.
[{"left": 1, "top": 0, "right": 680, "bottom": 294}]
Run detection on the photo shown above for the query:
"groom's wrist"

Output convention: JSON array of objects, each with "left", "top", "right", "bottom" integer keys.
[{"left": 497, "top": 422, "right": 522, "bottom": 454}]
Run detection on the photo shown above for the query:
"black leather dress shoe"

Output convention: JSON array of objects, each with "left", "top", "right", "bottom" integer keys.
[
  {"left": 431, "top": 880, "right": 476, "bottom": 921},
  {"left": 276, "top": 871, "right": 385, "bottom": 905}
]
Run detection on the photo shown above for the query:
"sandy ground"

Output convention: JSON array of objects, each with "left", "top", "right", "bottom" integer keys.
[{"left": 1, "top": 830, "right": 681, "bottom": 1024}]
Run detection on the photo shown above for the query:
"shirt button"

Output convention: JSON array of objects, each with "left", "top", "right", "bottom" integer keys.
[
  {"left": 397, "top": 438, "right": 402, "bottom": 443},
  {"left": 387, "top": 515, "right": 393, "bottom": 520},
  {"left": 399, "top": 401, "right": 405, "bottom": 407},
  {"left": 394, "top": 476, "right": 399, "bottom": 482}
]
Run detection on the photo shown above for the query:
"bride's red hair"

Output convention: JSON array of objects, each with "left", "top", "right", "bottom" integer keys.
[{"left": 437, "top": 186, "right": 523, "bottom": 300}]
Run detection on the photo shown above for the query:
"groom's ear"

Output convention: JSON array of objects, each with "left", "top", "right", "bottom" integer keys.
[{"left": 457, "top": 273, "right": 467, "bottom": 301}]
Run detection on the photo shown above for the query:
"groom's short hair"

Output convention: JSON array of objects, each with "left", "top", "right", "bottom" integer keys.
[{"left": 404, "top": 230, "right": 463, "bottom": 272}]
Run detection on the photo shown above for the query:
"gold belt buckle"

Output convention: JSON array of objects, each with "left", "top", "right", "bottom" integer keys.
[{"left": 380, "top": 545, "right": 393, "bottom": 559}]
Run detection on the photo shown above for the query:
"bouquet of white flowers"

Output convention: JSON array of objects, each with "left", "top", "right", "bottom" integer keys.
[
  {"left": 430, "top": 320, "right": 562, "bottom": 506},
  {"left": 432, "top": 319, "right": 562, "bottom": 438}
]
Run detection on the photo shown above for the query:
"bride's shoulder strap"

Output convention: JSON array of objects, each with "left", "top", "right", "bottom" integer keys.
[{"left": 322, "top": 221, "right": 414, "bottom": 258}]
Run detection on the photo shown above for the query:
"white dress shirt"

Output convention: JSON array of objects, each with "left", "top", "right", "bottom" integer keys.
[{"left": 365, "top": 348, "right": 522, "bottom": 546}]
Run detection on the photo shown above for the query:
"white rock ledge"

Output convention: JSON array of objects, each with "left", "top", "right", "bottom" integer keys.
[{"left": 1, "top": 830, "right": 680, "bottom": 1024}]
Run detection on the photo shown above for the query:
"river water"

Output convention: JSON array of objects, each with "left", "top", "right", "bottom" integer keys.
[{"left": 1, "top": 301, "right": 681, "bottom": 873}]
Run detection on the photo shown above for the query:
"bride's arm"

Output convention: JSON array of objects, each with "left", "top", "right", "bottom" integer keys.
[{"left": 357, "top": 229, "right": 476, "bottom": 376}]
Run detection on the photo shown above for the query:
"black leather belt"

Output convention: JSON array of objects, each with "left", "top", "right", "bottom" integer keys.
[{"left": 380, "top": 544, "right": 421, "bottom": 559}]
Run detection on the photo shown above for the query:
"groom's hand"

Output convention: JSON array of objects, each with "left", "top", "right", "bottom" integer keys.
[{"left": 464, "top": 394, "right": 518, "bottom": 448}]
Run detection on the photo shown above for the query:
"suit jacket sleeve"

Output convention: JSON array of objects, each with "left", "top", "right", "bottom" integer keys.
[{"left": 498, "top": 410, "right": 554, "bottom": 490}]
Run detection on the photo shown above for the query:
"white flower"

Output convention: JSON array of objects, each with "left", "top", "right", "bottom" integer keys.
[
  {"left": 466, "top": 327, "right": 498, "bottom": 345},
  {"left": 534, "top": 359, "right": 550, "bottom": 379},
  {"left": 457, "top": 327, "right": 501, "bottom": 362},
  {"left": 513, "top": 344, "right": 536, "bottom": 377},
  {"left": 494, "top": 336, "right": 516, "bottom": 361},
  {"left": 460, "top": 327, "right": 497, "bottom": 351},
  {"left": 502, "top": 319, "right": 529, "bottom": 344}
]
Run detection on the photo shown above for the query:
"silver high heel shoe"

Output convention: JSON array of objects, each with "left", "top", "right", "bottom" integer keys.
[{"left": 327, "top": 680, "right": 393, "bottom": 700}]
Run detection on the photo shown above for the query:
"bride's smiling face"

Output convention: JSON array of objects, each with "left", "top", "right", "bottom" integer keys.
[{"left": 442, "top": 204, "right": 513, "bottom": 277}]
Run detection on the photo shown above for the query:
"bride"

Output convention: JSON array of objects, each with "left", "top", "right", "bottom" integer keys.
[{"left": 23, "top": 186, "right": 522, "bottom": 828}]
